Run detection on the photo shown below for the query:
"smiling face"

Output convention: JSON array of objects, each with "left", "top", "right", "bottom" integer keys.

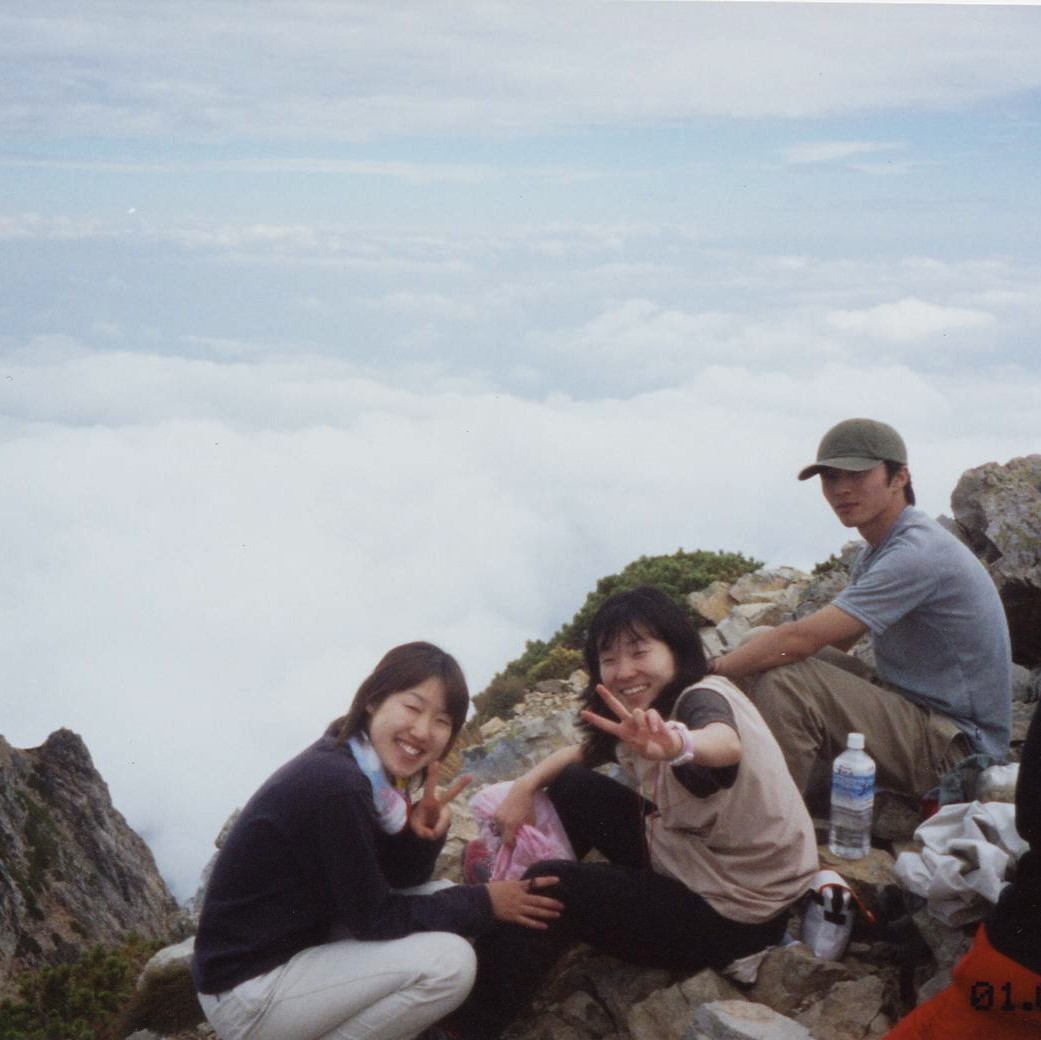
[
  {"left": 365, "top": 676, "right": 454, "bottom": 781},
  {"left": 820, "top": 462, "right": 909, "bottom": 545},
  {"left": 598, "top": 626, "right": 678, "bottom": 713}
]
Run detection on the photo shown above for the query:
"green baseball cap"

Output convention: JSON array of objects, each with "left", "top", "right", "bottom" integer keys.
[{"left": 798, "top": 418, "right": 908, "bottom": 481}]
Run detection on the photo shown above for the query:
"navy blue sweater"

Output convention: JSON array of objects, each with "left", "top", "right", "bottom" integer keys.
[{"left": 191, "top": 735, "right": 493, "bottom": 994}]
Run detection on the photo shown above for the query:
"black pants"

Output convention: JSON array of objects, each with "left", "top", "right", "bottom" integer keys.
[{"left": 452, "top": 765, "right": 788, "bottom": 1038}]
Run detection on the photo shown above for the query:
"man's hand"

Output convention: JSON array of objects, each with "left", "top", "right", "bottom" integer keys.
[{"left": 409, "top": 764, "right": 472, "bottom": 841}]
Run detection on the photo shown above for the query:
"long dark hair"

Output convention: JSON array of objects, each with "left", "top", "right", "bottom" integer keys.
[
  {"left": 329, "top": 642, "right": 470, "bottom": 779},
  {"left": 579, "top": 586, "right": 708, "bottom": 764}
]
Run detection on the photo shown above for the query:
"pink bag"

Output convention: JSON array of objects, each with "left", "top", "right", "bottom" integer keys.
[{"left": 466, "top": 782, "right": 576, "bottom": 882}]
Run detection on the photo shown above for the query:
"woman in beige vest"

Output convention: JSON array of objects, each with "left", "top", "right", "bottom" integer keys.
[{"left": 451, "top": 587, "right": 819, "bottom": 1039}]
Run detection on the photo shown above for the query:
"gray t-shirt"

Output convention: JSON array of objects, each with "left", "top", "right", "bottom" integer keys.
[{"left": 833, "top": 507, "right": 1011, "bottom": 760}]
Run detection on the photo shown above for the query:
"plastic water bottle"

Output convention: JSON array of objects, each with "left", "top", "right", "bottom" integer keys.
[{"left": 828, "top": 733, "right": 875, "bottom": 860}]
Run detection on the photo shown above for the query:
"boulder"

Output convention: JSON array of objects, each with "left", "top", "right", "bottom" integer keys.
[
  {"left": 628, "top": 969, "right": 745, "bottom": 1040},
  {"left": 689, "top": 581, "right": 735, "bottom": 625},
  {"left": 699, "top": 627, "right": 726, "bottom": 659},
  {"left": 729, "top": 567, "right": 811, "bottom": 608},
  {"left": 730, "top": 601, "right": 788, "bottom": 628},
  {"left": 950, "top": 454, "right": 1041, "bottom": 667},
  {"left": 121, "top": 937, "right": 204, "bottom": 1034},
  {"left": 480, "top": 716, "right": 508, "bottom": 740},
  {"left": 686, "top": 1000, "right": 812, "bottom": 1040},
  {"left": 793, "top": 974, "right": 894, "bottom": 1039},
  {"left": 461, "top": 711, "right": 579, "bottom": 785},
  {"left": 715, "top": 612, "right": 753, "bottom": 650}
]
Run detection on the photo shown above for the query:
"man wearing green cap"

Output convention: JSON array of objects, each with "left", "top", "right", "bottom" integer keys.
[{"left": 711, "top": 417, "right": 1011, "bottom": 801}]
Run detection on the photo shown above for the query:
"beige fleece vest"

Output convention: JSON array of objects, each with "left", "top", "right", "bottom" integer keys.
[{"left": 617, "top": 676, "right": 819, "bottom": 923}]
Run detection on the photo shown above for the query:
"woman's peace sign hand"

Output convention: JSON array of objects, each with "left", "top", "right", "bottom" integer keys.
[
  {"left": 579, "top": 684, "right": 683, "bottom": 763},
  {"left": 409, "top": 764, "right": 473, "bottom": 842}
]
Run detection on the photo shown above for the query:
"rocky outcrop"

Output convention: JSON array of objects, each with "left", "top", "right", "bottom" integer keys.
[
  {"left": 949, "top": 454, "right": 1041, "bottom": 667},
  {"left": 0, "top": 728, "right": 179, "bottom": 991}
]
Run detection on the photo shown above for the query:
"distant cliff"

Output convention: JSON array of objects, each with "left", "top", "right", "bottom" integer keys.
[{"left": 0, "top": 728, "right": 179, "bottom": 991}]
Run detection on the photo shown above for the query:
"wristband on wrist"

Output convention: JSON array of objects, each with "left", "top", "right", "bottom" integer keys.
[{"left": 664, "top": 720, "right": 697, "bottom": 766}]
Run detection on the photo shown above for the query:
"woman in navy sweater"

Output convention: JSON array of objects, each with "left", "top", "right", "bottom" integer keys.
[{"left": 192, "top": 642, "right": 562, "bottom": 1040}]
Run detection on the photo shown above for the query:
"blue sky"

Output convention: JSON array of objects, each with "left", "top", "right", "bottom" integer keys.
[{"left": 2, "top": 2, "right": 1040, "bottom": 899}]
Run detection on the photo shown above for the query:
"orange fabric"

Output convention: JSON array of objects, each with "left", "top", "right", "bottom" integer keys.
[{"left": 885, "top": 925, "right": 1041, "bottom": 1039}]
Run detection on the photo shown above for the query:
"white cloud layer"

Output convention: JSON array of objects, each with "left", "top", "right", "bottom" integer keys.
[
  {"left": 4, "top": 4, "right": 1041, "bottom": 141},
  {"left": 827, "top": 297, "right": 995, "bottom": 342},
  {"left": 785, "top": 141, "right": 903, "bottom": 165},
  {"left": 1, "top": 344, "right": 1039, "bottom": 897}
]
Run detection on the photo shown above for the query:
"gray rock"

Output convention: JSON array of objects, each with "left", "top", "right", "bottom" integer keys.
[
  {"left": 715, "top": 612, "right": 753, "bottom": 650},
  {"left": 685, "top": 1000, "right": 812, "bottom": 1040},
  {"left": 912, "top": 965, "right": 953, "bottom": 1006},
  {"left": 535, "top": 679, "right": 573, "bottom": 696},
  {"left": 950, "top": 454, "right": 1041, "bottom": 667},
  {"left": 1012, "top": 663, "right": 1033, "bottom": 703},
  {"left": 480, "top": 716, "right": 509, "bottom": 740},
  {"left": 871, "top": 791, "right": 921, "bottom": 844},
  {"left": 462, "top": 711, "right": 579, "bottom": 785},
  {"left": 793, "top": 974, "right": 894, "bottom": 1039},
  {"left": 729, "top": 568, "right": 811, "bottom": 608},
  {"left": 699, "top": 627, "right": 726, "bottom": 659},
  {"left": 910, "top": 907, "right": 973, "bottom": 967},
  {"left": 587, "top": 958, "right": 675, "bottom": 1032},
  {"left": 689, "top": 581, "right": 734, "bottom": 625},
  {"left": 121, "top": 936, "right": 204, "bottom": 1034},
  {"left": 747, "top": 943, "right": 853, "bottom": 1017},
  {"left": 557, "top": 990, "right": 615, "bottom": 1035},
  {"left": 730, "top": 601, "right": 788, "bottom": 628},
  {"left": 138, "top": 936, "right": 195, "bottom": 982},
  {"left": 628, "top": 969, "right": 745, "bottom": 1040}
]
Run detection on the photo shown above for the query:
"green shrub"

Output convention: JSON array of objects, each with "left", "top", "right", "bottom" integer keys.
[
  {"left": 553, "top": 549, "right": 762, "bottom": 646},
  {"left": 0, "top": 934, "right": 164, "bottom": 1040},
  {"left": 471, "top": 673, "right": 529, "bottom": 725},
  {"left": 812, "top": 552, "right": 845, "bottom": 575},
  {"left": 472, "top": 548, "right": 761, "bottom": 726},
  {"left": 525, "top": 646, "right": 585, "bottom": 685}
]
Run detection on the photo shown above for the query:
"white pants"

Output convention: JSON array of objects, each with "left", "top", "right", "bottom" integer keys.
[
  {"left": 198, "top": 932, "right": 476, "bottom": 1040},
  {"left": 198, "top": 920, "right": 476, "bottom": 1040}
]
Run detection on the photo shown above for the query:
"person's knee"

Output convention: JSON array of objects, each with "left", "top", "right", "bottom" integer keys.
[
  {"left": 426, "top": 933, "right": 477, "bottom": 995},
  {"left": 522, "top": 859, "right": 573, "bottom": 883},
  {"left": 546, "top": 762, "right": 588, "bottom": 800},
  {"left": 746, "top": 665, "right": 801, "bottom": 720}
]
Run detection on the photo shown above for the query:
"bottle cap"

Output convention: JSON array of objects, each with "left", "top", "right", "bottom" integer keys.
[{"left": 847, "top": 732, "right": 865, "bottom": 750}]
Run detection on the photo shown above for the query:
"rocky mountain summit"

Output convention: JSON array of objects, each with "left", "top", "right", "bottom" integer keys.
[
  {"left": 0, "top": 728, "right": 180, "bottom": 993},
  {"left": 7, "top": 453, "right": 1041, "bottom": 1040}
]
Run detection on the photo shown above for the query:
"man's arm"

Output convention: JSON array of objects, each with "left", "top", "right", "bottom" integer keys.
[{"left": 711, "top": 605, "right": 867, "bottom": 681}]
